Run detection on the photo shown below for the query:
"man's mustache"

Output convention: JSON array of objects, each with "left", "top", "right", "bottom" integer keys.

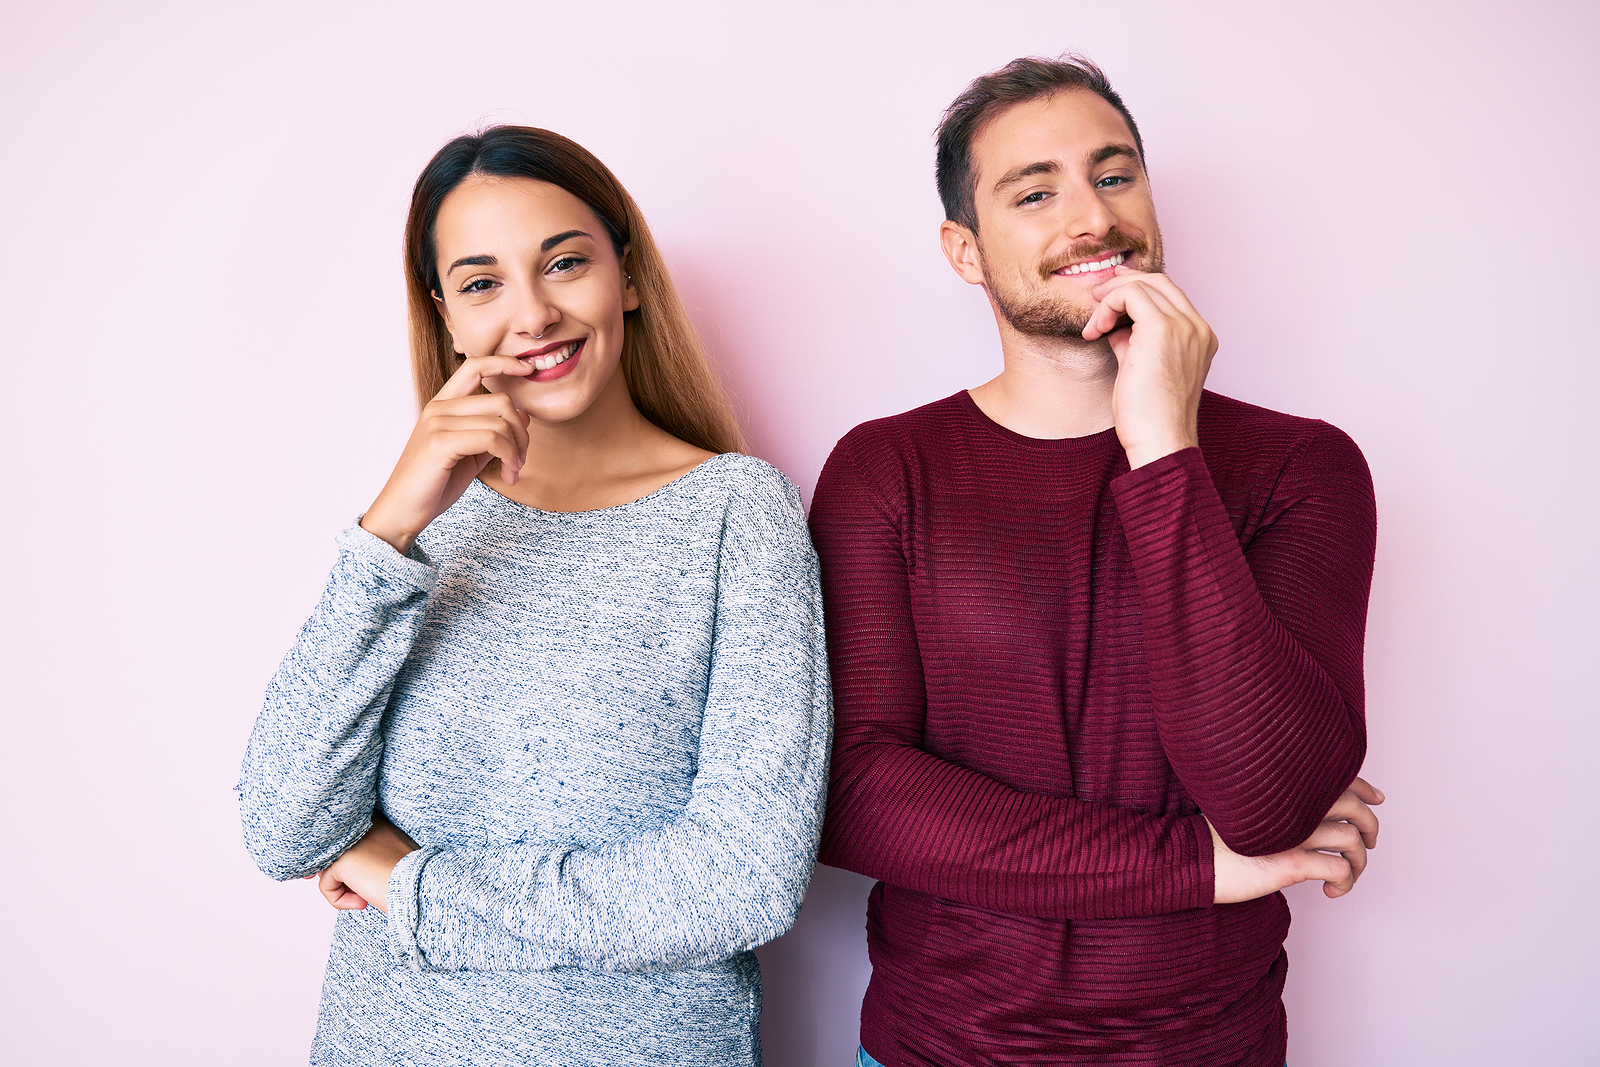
[{"left": 1038, "top": 234, "right": 1150, "bottom": 280}]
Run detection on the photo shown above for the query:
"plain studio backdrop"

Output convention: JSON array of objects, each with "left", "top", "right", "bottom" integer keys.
[{"left": 2, "top": 1, "right": 1596, "bottom": 1064}]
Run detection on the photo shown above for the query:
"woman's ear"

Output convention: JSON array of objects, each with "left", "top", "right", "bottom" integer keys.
[{"left": 620, "top": 245, "right": 641, "bottom": 313}]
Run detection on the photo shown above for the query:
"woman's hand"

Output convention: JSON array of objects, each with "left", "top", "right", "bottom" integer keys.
[
  {"left": 314, "top": 812, "right": 420, "bottom": 914},
  {"left": 360, "top": 355, "right": 536, "bottom": 555},
  {"left": 1211, "top": 777, "right": 1385, "bottom": 904}
]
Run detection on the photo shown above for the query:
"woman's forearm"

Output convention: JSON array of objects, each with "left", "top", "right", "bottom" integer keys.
[{"left": 238, "top": 522, "right": 437, "bottom": 880}]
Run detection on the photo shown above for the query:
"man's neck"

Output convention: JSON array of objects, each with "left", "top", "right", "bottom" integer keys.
[{"left": 968, "top": 326, "right": 1118, "bottom": 440}]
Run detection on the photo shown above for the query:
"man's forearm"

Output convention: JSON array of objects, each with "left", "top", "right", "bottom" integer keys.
[{"left": 1111, "top": 442, "right": 1376, "bottom": 854}]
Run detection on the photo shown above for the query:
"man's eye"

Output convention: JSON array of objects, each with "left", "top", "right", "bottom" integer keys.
[
  {"left": 1020, "top": 191, "right": 1047, "bottom": 205},
  {"left": 1095, "top": 175, "right": 1128, "bottom": 189}
]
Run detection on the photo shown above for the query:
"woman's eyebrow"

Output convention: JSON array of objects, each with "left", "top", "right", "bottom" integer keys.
[
  {"left": 446, "top": 231, "right": 591, "bottom": 276},
  {"left": 541, "top": 229, "right": 590, "bottom": 253},
  {"left": 446, "top": 254, "right": 496, "bottom": 276}
]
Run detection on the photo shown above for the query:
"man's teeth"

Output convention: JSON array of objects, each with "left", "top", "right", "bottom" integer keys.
[
  {"left": 1064, "top": 252, "right": 1126, "bottom": 275},
  {"left": 530, "top": 342, "right": 579, "bottom": 371}
]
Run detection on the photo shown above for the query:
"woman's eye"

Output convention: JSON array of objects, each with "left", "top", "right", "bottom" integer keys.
[
  {"left": 549, "top": 255, "right": 587, "bottom": 274},
  {"left": 458, "top": 278, "right": 497, "bottom": 294}
]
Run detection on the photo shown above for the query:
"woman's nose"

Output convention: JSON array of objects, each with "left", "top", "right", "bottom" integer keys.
[{"left": 510, "top": 285, "right": 560, "bottom": 339}]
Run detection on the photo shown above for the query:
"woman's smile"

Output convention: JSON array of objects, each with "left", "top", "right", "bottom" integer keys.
[{"left": 515, "top": 338, "right": 585, "bottom": 380}]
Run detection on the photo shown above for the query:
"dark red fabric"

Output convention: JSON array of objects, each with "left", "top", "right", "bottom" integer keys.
[{"left": 808, "top": 390, "right": 1376, "bottom": 1067}]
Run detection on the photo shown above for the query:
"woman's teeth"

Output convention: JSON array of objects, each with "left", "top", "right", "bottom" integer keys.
[
  {"left": 525, "top": 341, "right": 579, "bottom": 371},
  {"left": 1064, "top": 252, "right": 1126, "bottom": 274}
]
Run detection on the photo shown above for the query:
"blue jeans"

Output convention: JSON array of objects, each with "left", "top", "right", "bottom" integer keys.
[{"left": 857, "top": 1046, "right": 1285, "bottom": 1067}]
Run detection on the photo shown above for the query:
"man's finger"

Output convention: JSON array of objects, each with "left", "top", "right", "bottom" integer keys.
[
  {"left": 1342, "top": 799, "right": 1380, "bottom": 849},
  {"left": 1084, "top": 279, "right": 1172, "bottom": 341},
  {"left": 1095, "top": 268, "right": 1205, "bottom": 323},
  {"left": 1303, "top": 820, "right": 1362, "bottom": 855},
  {"left": 1302, "top": 821, "right": 1368, "bottom": 883},
  {"left": 1326, "top": 787, "right": 1381, "bottom": 848},
  {"left": 1348, "top": 776, "right": 1386, "bottom": 805},
  {"left": 1298, "top": 850, "right": 1355, "bottom": 897}
]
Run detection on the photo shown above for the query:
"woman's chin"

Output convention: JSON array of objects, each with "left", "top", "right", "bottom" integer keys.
[{"left": 513, "top": 390, "right": 604, "bottom": 428}]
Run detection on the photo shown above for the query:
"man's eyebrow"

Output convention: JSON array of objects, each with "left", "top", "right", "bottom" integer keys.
[
  {"left": 446, "top": 254, "right": 496, "bottom": 276},
  {"left": 541, "top": 229, "right": 590, "bottom": 253},
  {"left": 992, "top": 160, "right": 1059, "bottom": 195},
  {"left": 1091, "top": 143, "right": 1141, "bottom": 166}
]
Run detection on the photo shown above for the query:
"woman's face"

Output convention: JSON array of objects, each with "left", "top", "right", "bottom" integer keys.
[{"left": 430, "top": 175, "right": 639, "bottom": 425}]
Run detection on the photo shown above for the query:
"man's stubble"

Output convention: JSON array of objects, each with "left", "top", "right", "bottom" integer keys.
[{"left": 983, "top": 229, "right": 1164, "bottom": 340}]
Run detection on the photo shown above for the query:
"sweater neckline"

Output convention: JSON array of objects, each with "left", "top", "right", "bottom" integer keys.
[
  {"left": 953, "top": 390, "right": 1121, "bottom": 452},
  {"left": 466, "top": 451, "right": 738, "bottom": 520}
]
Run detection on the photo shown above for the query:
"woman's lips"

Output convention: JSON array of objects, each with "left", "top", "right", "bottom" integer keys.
[{"left": 516, "top": 339, "right": 584, "bottom": 382}]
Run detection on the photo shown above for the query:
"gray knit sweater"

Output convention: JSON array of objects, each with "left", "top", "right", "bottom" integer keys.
[{"left": 238, "top": 455, "right": 832, "bottom": 1066}]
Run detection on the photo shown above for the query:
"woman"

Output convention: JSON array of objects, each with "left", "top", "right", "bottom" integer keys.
[{"left": 238, "top": 126, "right": 832, "bottom": 1066}]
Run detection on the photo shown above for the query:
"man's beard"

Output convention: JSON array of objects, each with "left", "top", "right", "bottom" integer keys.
[{"left": 986, "top": 231, "right": 1162, "bottom": 340}]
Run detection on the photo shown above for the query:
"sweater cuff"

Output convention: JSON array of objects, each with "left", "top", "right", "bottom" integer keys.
[
  {"left": 1186, "top": 812, "right": 1216, "bottom": 909},
  {"left": 336, "top": 520, "right": 438, "bottom": 593},
  {"left": 1109, "top": 445, "right": 1205, "bottom": 496},
  {"left": 386, "top": 844, "right": 445, "bottom": 971}
]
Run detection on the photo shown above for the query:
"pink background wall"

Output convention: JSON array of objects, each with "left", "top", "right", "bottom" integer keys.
[{"left": 3, "top": 1, "right": 1596, "bottom": 1063}]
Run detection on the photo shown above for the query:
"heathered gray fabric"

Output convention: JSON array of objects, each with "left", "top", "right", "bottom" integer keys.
[{"left": 238, "top": 454, "right": 832, "bottom": 1066}]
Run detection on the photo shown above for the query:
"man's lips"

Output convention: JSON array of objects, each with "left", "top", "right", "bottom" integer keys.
[{"left": 1051, "top": 250, "right": 1129, "bottom": 278}]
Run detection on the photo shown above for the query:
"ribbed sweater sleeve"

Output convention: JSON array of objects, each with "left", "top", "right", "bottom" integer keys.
[
  {"left": 237, "top": 523, "right": 437, "bottom": 880},
  {"left": 385, "top": 473, "right": 834, "bottom": 973},
  {"left": 1111, "top": 435, "right": 1375, "bottom": 854},
  {"left": 810, "top": 434, "right": 1212, "bottom": 920}
]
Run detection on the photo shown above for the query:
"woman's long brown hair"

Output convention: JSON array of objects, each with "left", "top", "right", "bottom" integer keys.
[{"left": 402, "top": 126, "right": 746, "bottom": 455}]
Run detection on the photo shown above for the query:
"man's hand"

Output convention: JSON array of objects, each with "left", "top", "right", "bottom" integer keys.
[
  {"left": 1211, "top": 778, "right": 1385, "bottom": 904},
  {"left": 1082, "top": 268, "right": 1218, "bottom": 470},
  {"left": 314, "top": 812, "right": 420, "bottom": 914}
]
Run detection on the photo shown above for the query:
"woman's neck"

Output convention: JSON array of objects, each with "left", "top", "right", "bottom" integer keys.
[{"left": 482, "top": 370, "right": 716, "bottom": 513}]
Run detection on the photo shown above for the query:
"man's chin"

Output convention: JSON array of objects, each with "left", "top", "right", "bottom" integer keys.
[{"left": 997, "top": 301, "right": 1092, "bottom": 340}]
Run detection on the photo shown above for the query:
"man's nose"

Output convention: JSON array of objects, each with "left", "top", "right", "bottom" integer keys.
[{"left": 1058, "top": 183, "right": 1117, "bottom": 240}]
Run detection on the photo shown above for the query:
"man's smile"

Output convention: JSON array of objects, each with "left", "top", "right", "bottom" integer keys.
[{"left": 1053, "top": 250, "right": 1126, "bottom": 277}]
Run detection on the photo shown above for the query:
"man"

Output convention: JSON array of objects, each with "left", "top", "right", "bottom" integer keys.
[{"left": 809, "top": 55, "right": 1382, "bottom": 1067}]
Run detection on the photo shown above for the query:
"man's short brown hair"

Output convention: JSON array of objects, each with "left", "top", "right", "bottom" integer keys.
[{"left": 936, "top": 54, "right": 1146, "bottom": 233}]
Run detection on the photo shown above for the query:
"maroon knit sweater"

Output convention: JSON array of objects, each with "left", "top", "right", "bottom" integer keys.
[{"left": 808, "top": 390, "right": 1376, "bottom": 1067}]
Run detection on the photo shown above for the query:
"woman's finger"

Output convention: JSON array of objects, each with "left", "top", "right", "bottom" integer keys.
[
  {"left": 419, "top": 417, "right": 527, "bottom": 478},
  {"left": 426, "top": 406, "right": 529, "bottom": 474},
  {"left": 433, "top": 354, "right": 536, "bottom": 403},
  {"left": 431, "top": 428, "right": 525, "bottom": 475},
  {"left": 316, "top": 868, "right": 369, "bottom": 910}
]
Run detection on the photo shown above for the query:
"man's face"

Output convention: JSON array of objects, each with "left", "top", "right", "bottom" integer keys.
[{"left": 964, "top": 90, "right": 1164, "bottom": 339}]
